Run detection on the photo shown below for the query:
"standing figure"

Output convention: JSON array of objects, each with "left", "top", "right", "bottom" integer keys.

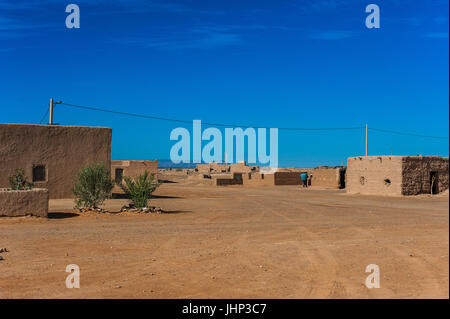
[{"left": 300, "top": 172, "right": 308, "bottom": 188}]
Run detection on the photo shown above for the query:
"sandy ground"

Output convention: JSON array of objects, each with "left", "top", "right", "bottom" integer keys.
[{"left": 0, "top": 173, "right": 448, "bottom": 299}]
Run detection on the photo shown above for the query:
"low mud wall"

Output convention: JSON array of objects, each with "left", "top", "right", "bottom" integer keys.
[{"left": 0, "top": 188, "right": 49, "bottom": 217}]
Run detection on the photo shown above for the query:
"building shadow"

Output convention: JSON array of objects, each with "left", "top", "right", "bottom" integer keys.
[
  {"left": 159, "top": 179, "right": 178, "bottom": 184},
  {"left": 152, "top": 194, "right": 181, "bottom": 199},
  {"left": 163, "top": 210, "right": 192, "bottom": 214},
  {"left": 48, "top": 212, "right": 80, "bottom": 219},
  {"left": 111, "top": 193, "right": 181, "bottom": 199}
]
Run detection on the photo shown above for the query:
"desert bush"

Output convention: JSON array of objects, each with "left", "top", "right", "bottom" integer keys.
[
  {"left": 9, "top": 168, "right": 33, "bottom": 190},
  {"left": 120, "top": 171, "right": 160, "bottom": 208},
  {"left": 72, "top": 162, "right": 114, "bottom": 209}
]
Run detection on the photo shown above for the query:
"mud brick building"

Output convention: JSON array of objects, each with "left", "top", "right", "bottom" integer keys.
[
  {"left": 0, "top": 123, "right": 112, "bottom": 199},
  {"left": 196, "top": 162, "right": 230, "bottom": 173},
  {"left": 346, "top": 156, "right": 449, "bottom": 196},
  {"left": 310, "top": 166, "right": 346, "bottom": 189},
  {"left": 196, "top": 162, "right": 258, "bottom": 174},
  {"left": 241, "top": 171, "right": 301, "bottom": 186},
  {"left": 111, "top": 160, "right": 158, "bottom": 184}
]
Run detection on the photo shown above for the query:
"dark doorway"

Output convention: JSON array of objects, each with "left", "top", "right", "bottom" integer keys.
[
  {"left": 339, "top": 169, "right": 346, "bottom": 189},
  {"left": 430, "top": 172, "right": 438, "bottom": 194},
  {"left": 115, "top": 168, "right": 124, "bottom": 184}
]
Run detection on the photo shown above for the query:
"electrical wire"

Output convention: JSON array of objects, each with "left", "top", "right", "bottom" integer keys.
[
  {"left": 369, "top": 127, "right": 448, "bottom": 140},
  {"left": 46, "top": 101, "right": 448, "bottom": 139},
  {"left": 59, "top": 102, "right": 365, "bottom": 131},
  {"left": 39, "top": 107, "right": 50, "bottom": 124}
]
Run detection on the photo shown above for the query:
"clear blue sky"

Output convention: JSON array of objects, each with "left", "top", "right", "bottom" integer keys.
[{"left": 1, "top": 0, "right": 448, "bottom": 167}]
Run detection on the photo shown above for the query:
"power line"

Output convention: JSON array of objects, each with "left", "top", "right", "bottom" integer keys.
[
  {"left": 59, "top": 102, "right": 364, "bottom": 131},
  {"left": 55, "top": 101, "right": 449, "bottom": 139},
  {"left": 369, "top": 127, "right": 448, "bottom": 140},
  {"left": 39, "top": 106, "right": 49, "bottom": 124}
]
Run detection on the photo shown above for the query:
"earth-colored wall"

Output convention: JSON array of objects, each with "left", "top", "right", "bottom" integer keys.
[
  {"left": 274, "top": 172, "right": 301, "bottom": 185},
  {"left": 196, "top": 163, "right": 229, "bottom": 173},
  {"left": 0, "top": 124, "right": 112, "bottom": 199},
  {"left": 229, "top": 163, "right": 258, "bottom": 173},
  {"left": 0, "top": 188, "right": 48, "bottom": 217},
  {"left": 310, "top": 166, "right": 346, "bottom": 188},
  {"left": 112, "top": 160, "right": 158, "bottom": 193},
  {"left": 111, "top": 160, "right": 158, "bottom": 180},
  {"left": 196, "top": 162, "right": 258, "bottom": 174},
  {"left": 242, "top": 172, "right": 275, "bottom": 186},
  {"left": 346, "top": 156, "right": 449, "bottom": 196},
  {"left": 242, "top": 172, "right": 300, "bottom": 186},
  {"left": 402, "top": 156, "right": 449, "bottom": 195},
  {"left": 347, "top": 156, "right": 403, "bottom": 195}
]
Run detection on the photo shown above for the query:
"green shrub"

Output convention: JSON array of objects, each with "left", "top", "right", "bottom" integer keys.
[
  {"left": 120, "top": 171, "right": 160, "bottom": 208},
  {"left": 9, "top": 168, "right": 34, "bottom": 190},
  {"left": 72, "top": 162, "right": 114, "bottom": 209}
]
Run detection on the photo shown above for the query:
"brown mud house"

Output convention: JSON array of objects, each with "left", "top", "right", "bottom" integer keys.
[
  {"left": 111, "top": 160, "right": 158, "bottom": 182},
  {"left": 346, "top": 155, "right": 449, "bottom": 196},
  {"left": 0, "top": 123, "right": 111, "bottom": 199}
]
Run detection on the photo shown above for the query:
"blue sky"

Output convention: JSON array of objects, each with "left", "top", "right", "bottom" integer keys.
[{"left": 1, "top": 0, "right": 448, "bottom": 167}]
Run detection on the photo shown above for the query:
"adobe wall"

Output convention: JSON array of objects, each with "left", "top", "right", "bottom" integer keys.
[
  {"left": 0, "top": 124, "right": 111, "bottom": 199},
  {"left": 0, "top": 188, "right": 48, "bottom": 217},
  {"left": 310, "top": 166, "right": 346, "bottom": 188},
  {"left": 213, "top": 173, "right": 244, "bottom": 186},
  {"left": 402, "top": 156, "right": 449, "bottom": 195},
  {"left": 229, "top": 163, "right": 258, "bottom": 173},
  {"left": 242, "top": 172, "right": 275, "bottom": 186},
  {"left": 346, "top": 156, "right": 403, "bottom": 196},
  {"left": 196, "top": 163, "right": 229, "bottom": 173},
  {"left": 274, "top": 172, "right": 301, "bottom": 185},
  {"left": 111, "top": 160, "right": 158, "bottom": 180},
  {"left": 196, "top": 162, "right": 258, "bottom": 174}
]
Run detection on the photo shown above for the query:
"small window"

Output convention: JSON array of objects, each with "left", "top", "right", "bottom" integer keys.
[
  {"left": 384, "top": 178, "right": 391, "bottom": 186},
  {"left": 33, "top": 165, "right": 46, "bottom": 182},
  {"left": 115, "top": 168, "right": 124, "bottom": 183},
  {"left": 360, "top": 176, "right": 365, "bottom": 185}
]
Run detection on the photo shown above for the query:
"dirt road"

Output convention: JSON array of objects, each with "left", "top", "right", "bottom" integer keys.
[{"left": 0, "top": 179, "right": 448, "bottom": 298}]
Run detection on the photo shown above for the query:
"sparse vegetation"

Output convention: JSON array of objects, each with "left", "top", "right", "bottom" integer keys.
[
  {"left": 120, "top": 171, "right": 160, "bottom": 209},
  {"left": 72, "top": 162, "right": 114, "bottom": 209},
  {"left": 9, "top": 169, "right": 33, "bottom": 190}
]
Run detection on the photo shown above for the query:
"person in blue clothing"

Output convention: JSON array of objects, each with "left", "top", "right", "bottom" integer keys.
[{"left": 300, "top": 172, "right": 308, "bottom": 188}]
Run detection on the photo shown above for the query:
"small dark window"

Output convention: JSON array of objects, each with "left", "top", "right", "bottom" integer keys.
[
  {"left": 115, "top": 168, "right": 124, "bottom": 183},
  {"left": 384, "top": 178, "right": 391, "bottom": 186},
  {"left": 33, "top": 165, "right": 46, "bottom": 182},
  {"left": 360, "top": 176, "right": 365, "bottom": 185}
]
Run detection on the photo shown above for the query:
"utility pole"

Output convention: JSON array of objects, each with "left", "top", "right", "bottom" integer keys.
[
  {"left": 49, "top": 98, "right": 54, "bottom": 125},
  {"left": 365, "top": 123, "right": 368, "bottom": 157}
]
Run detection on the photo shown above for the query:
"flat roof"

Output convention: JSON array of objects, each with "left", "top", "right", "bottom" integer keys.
[{"left": 0, "top": 123, "right": 111, "bottom": 129}]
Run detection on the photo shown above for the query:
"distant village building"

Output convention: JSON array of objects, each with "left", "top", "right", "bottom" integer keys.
[
  {"left": 111, "top": 160, "right": 158, "bottom": 184},
  {"left": 195, "top": 161, "right": 258, "bottom": 174},
  {"left": 310, "top": 166, "right": 346, "bottom": 189},
  {"left": 0, "top": 123, "right": 112, "bottom": 199},
  {"left": 242, "top": 171, "right": 302, "bottom": 186},
  {"left": 347, "top": 156, "right": 449, "bottom": 196}
]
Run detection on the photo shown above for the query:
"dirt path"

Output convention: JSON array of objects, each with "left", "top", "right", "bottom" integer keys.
[{"left": 0, "top": 181, "right": 448, "bottom": 298}]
